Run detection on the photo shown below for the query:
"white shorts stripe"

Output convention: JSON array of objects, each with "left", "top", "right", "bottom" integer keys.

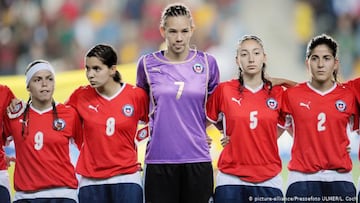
[
  {"left": 14, "top": 187, "right": 78, "bottom": 202},
  {"left": 216, "top": 171, "right": 283, "bottom": 192},
  {"left": 78, "top": 171, "right": 143, "bottom": 189},
  {"left": 287, "top": 170, "right": 354, "bottom": 188}
]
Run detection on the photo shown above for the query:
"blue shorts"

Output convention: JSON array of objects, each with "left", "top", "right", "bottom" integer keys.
[
  {"left": 0, "top": 185, "right": 11, "bottom": 203},
  {"left": 214, "top": 171, "right": 283, "bottom": 203},
  {"left": 79, "top": 183, "right": 142, "bottom": 203},
  {"left": 286, "top": 181, "right": 356, "bottom": 202},
  {"left": 285, "top": 171, "right": 356, "bottom": 203},
  {"left": 78, "top": 172, "right": 143, "bottom": 203},
  {"left": 214, "top": 185, "right": 283, "bottom": 203}
]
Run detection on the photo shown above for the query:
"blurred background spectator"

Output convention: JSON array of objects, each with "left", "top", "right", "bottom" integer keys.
[{"left": 0, "top": 0, "right": 360, "bottom": 82}]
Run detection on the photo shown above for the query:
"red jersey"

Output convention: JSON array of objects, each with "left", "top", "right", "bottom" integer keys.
[
  {"left": 206, "top": 80, "right": 283, "bottom": 183},
  {"left": 344, "top": 78, "right": 360, "bottom": 163},
  {"left": 66, "top": 83, "right": 149, "bottom": 178},
  {"left": 4, "top": 104, "right": 82, "bottom": 191},
  {"left": 0, "top": 85, "right": 15, "bottom": 170},
  {"left": 345, "top": 78, "right": 360, "bottom": 104},
  {"left": 282, "top": 82, "right": 358, "bottom": 173}
]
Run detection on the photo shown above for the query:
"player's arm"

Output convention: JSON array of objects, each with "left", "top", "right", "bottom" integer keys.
[
  {"left": 269, "top": 77, "right": 298, "bottom": 88},
  {"left": 3, "top": 113, "right": 16, "bottom": 167}
]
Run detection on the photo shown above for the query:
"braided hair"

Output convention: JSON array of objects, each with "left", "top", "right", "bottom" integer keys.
[{"left": 160, "top": 3, "right": 194, "bottom": 28}]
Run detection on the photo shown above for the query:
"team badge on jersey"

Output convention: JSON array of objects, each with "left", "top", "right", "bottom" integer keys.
[
  {"left": 266, "top": 98, "right": 278, "bottom": 110},
  {"left": 192, "top": 63, "right": 204, "bottom": 73},
  {"left": 135, "top": 124, "right": 150, "bottom": 144},
  {"left": 122, "top": 104, "right": 134, "bottom": 117},
  {"left": 53, "top": 118, "right": 66, "bottom": 131},
  {"left": 335, "top": 100, "right": 346, "bottom": 112}
]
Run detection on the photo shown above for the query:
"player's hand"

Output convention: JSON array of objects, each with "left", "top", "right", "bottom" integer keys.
[
  {"left": 5, "top": 156, "right": 15, "bottom": 167},
  {"left": 7, "top": 98, "right": 20, "bottom": 112},
  {"left": 206, "top": 135, "right": 212, "bottom": 148},
  {"left": 4, "top": 136, "right": 13, "bottom": 146},
  {"left": 346, "top": 145, "right": 351, "bottom": 154},
  {"left": 219, "top": 130, "right": 230, "bottom": 147},
  {"left": 7, "top": 99, "right": 26, "bottom": 119}
]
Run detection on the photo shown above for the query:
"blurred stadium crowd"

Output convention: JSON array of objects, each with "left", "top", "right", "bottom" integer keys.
[{"left": 0, "top": 0, "right": 360, "bottom": 80}]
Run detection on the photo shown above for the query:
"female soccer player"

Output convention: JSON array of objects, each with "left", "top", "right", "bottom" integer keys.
[
  {"left": 206, "top": 35, "right": 284, "bottom": 203},
  {"left": 66, "top": 44, "right": 149, "bottom": 203},
  {"left": 136, "top": 3, "right": 220, "bottom": 203},
  {"left": 282, "top": 34, "right": 358, "bottom": 202},
  {"left": 347, "top": 78, "right": 360, "bottom": 202},
  {"left": 0, "top": 84, "right": 15, "bottom": 203},
  {"left": 4, "top": 60, "right": 82, "bottom": 202}
]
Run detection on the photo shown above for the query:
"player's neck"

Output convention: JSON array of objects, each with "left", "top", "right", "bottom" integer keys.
[
  {"left": 96, "top": 81, "right": 121, "bottom": 97},
  {"left": 30, "top": 99, "right": 52, "bottom": 111},
  {"left": 164, "top": 49, "right": 190, "bottom": 62},
  {"left": 243, "top": 75, "right": 263, "bottom": 89},
  {"left": 309, "top": 79, "right": 335, "bottom": 92}
]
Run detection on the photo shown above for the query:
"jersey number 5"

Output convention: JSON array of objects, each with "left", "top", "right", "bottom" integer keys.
[{"left": 250, "top": 111, "right": 258, "bottom": 129}]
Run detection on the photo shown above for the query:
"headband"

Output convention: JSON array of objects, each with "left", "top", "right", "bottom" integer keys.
[{"left": 26, "top": 62, "right": 55, "bottom": 86}]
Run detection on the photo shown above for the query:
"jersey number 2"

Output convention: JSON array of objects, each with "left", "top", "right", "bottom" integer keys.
[{"left": 317, "top": 112, "right": 326, "bottom": 132}]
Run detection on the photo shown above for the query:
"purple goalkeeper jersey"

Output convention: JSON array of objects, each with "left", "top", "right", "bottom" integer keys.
[{"left": 136, "top": 50, "right": 220, "bottom": 164}]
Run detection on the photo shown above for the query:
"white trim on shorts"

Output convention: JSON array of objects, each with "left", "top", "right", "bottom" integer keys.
[
  {"left": 14, "top": 187, "right": 78, "bottom": 202},
  {"left": 287, "top": 170, "right": 354, "bottom": 188},
  {"left": 0, "top": 170, "right": 10, "bottom": 194},
  {"left": 216, "top": 171, "right": 283, "bottom": 192},
  {"left": 78, "top": 171, "right": 143, "bottom": 189}
]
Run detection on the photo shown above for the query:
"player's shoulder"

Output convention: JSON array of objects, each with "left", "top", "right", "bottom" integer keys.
[
  {"left": 212, "top": 79, "right": 239, "bottom": 94},
  {"left": 336, "top": 83, "right": 357, "bottom": 98},
  {"left": 196, "top": 50, "right": 216, "bottom": 61},
  {"left": 56, "top": 102, "right": 75, "bottom": 110},
  {"left": 141, "top": 50, "right": 162, "bottom": 60},
  {"left": 55, "top": 103, "right": 77, "bottom": 114},
  {"left": 345, "top": 77, "right": 360, "bottom": 87},
  {"left": 269, "top": 85, "right": 285, "bottom": 97},
  {"left": 337, "top": 82, "right": 355, "bottom": 91},
  {"left": 124, "top": 83, "right": 148, "bottom": 96},
  {"left": 0, "top": 84, "right": 12, "bottom": 93},
  {"left": 71, "top": 85, "right": 93, "bottom": 95},
  {"left": 219, "top": 79, "right": 238, "bottom": 88},
  {"left": 284, "top": 82, "right": 306, "bottom": 93},
  {"left": 271, "top": 85, "right": 284, "bottom": 91},
  {"left": 139, "top": 50, "right": 166, "bottom": 67}
]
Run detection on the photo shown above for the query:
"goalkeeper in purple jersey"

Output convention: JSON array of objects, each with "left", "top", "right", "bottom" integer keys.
[{"left": 136, "top": 3, "right": 220, "bottom": 203}]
